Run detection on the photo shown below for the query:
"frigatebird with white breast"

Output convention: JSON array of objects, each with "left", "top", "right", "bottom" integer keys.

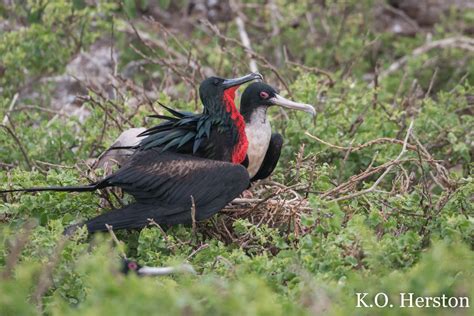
[
  {"left": 1, "top": 73, "right": 262, "bottom": 233},
  {"left": 239, "top": 82, "right": 315, "bottom": 181},
  {"left": 133, "top": 81, "right": 316, "bottom": 181},
  {"left": 0, "top": 75, "right": 316, "bottom": 234}
]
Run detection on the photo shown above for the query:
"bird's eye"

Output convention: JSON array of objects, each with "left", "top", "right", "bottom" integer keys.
[
  {"left": 213, "top": 79, "right": 220, "bottom": 85},
  {"left": 260, "top": 91, "right": 269, "bottom": 99}
]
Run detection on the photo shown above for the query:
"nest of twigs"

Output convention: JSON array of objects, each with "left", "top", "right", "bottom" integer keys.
[{"left": 197, "top": 180, "right": 312, "bottom": 249}]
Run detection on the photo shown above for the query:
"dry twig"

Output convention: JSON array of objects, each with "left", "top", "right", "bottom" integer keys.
[
  {"left": 191, "top": 195, "right": 197, "bottom": 233},
  {"left": 230, "top": 0, "right": 258, "bottom": 73},
  {"left": 106, "top": 224, "right": 127, "bottom": 259},
  {"left": 2, "top": 219, "right": 36, "bottom": 279},
  {"left": 201, "top": 19, "right": 291, "bottom": 94},
  {"left": 2, "top": 93, "right": 19, "bottom": 125},
  {"left": 201, "top": 181, "right": 311, "bottom": 248},
  {"left": 324, "top": 120, "right": 414, "bottom": 202},
  {"left": 380, "top": 37, "right": 474, "bottom": 79}
]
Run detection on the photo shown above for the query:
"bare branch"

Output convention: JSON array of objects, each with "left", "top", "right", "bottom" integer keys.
[
  {"left": 326, "top": 120, "right": 414, "bottom": 202},
  {"left": 380, "top": 37, "right": 474, "bottom": 79},
  {"left": 105, "top": 224, "right": 127, "bottom": 259},
  {"left": 230, "top": 0, "right": 258, "bottom": 73},
  {"left": 2, "top": 93, "right": 19, "bottom": 125}
]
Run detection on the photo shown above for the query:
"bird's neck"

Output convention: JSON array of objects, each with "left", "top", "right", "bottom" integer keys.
[{"left": 223, "top": 88, "right": 248, "bottom": 164}]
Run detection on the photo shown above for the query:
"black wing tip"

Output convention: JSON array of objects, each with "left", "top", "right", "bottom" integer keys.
[
  {"left": 157, "top": 102, "right": 186, "bottom": 118},
  {"left": 109, "top": 145, "right": 138, "bottom": 150}
]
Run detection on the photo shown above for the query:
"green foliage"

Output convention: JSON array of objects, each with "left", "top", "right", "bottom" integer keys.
[
  {"left": 0, "top": 1, "right": 117, "bottom": 95},
  {"left": 0, "top": 0, "right": 473, "bottom": 315}
]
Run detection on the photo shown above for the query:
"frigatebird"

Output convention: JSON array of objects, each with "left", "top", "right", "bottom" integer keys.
[
  {"left": 81, "top": 81, "right": 315, "bottom": 231},
  {"left": 239, "top": 82, "right": 315, "bottom": 181},
  {"left": 0, "top": 73, "right": 262, "bottom": 233},
  {"left": 104, "top": 82, "right": 316, "bottom": 181}
]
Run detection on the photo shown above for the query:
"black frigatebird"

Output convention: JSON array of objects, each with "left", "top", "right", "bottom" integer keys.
[
  {"left": 239, "top": 82, "right": 316, "bottom": 181},
  {"left": 102, "top": 82, "right": 316, "bottom": 181},
  {"left": 1, "top": 73, "right": 263, "bottom": 233}
]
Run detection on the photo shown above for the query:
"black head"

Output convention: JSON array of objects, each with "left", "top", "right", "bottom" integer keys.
[
  {"left": 199, "top": 73, "right": 263, "bottom": 113},
  {"left": 240, "top": 82, "right": 315, "bottom": 121}
]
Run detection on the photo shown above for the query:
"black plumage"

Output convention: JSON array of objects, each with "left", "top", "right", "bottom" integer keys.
[
  {"left": 83, "top": 149, "right": 249, "bottom": 231},
  {"left": 135, "top": 103, "right": 233, "bottom": 162},
  {"left": 134, "top": 73, "right": 263, "bottom": 163},
  {"left": 251, "top": 133, "right": 283, "bottom": 181},
  {"left": 1, "top": 73, "right": 262, "bottom": 233},
  {"left": 118, "top": 81, "right": 316, "bottom": 182}
]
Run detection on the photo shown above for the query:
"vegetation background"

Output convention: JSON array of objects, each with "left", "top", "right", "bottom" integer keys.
[{"left": 0, "top": 0, "right": 473, "bottom": 315}]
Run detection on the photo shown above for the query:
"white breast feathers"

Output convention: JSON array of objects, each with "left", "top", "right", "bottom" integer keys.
[{"left": 245, "top": 108, "right": 272, "bottom": 178}]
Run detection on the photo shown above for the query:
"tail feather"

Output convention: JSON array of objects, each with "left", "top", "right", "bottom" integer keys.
[
  {"left": 0, "top": 183, "right": 101, "bottom": 194},
  {"left": 83, "top": 203, "right": 188, "bottom": 233}
]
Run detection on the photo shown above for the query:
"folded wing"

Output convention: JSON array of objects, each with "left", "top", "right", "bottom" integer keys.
[{"left": 85, "top": 149, "right": 249, "bottom": 232}]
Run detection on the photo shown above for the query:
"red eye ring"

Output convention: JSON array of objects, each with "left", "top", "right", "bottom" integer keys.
[
  {"left": 260, "top": 91, "right": 269, "bottom": 99},
  {"left": 128, "top": 262, "right": 138, "bottom": 270}
]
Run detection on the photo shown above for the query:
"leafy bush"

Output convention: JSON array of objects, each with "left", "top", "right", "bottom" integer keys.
[{"left": 0, "top": 0, "right": 472, "bottom": 315}]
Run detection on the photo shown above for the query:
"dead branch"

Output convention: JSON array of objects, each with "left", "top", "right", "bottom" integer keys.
[
  {"left": 305, "top": 131, "right": 419, "bottom": 153},
  {"left": 2, "top": 219, "right": 37, "bottom": 279},
  {"left": 118, "top": 23, "right": 211, "bottom": 77},
  {"left": 191, "top": 195, "right": 197, "bottom": 233},
  {"left": 380, "top": 37, "right": 474, "bottom": 79},
  {"left": 201, "top": 19, "right": 292, "bottom": 95},
  {"left": 105, "top": 224, "right": 127, "bottom": 259},
  {"left": 186, "top": 243, "right": 209, "bottom": 260},
  {"left": 325, "top": 120, "right": 414, "bottom": 202},
  {"left": 2, "top": 93, "right": 19, "bottom": 125},
  {"left": 285, "top": 60, "right": 335, "bottom": 86},
  {"left": 230, "top": 0, "right": 258, "bottom": 73},
  {"left": 0, "top": 124, "right": 33, "bottom": 170}
]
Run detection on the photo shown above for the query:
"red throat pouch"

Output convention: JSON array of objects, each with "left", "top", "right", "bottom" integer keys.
[{"left": 223, "top": 86, "right": 248, "bottom": 164}]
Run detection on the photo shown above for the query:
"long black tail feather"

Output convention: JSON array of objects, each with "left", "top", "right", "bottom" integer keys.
[
  {"left": 84, "top": 203, "right": 162, "bottom": 233},
  {"left": 76, "top": 203, "right": 189, "bottom": 233},
  {"left": 0, "top": 183, "right": 102, "bottom": 194}
]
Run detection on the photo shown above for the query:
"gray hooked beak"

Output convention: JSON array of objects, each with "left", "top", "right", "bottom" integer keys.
[
  {"left": 269, "top": 94, "right": 316, "bottom": 116},
  {"left": 222, "top": 72, "right": 264, "bottom": 89}
]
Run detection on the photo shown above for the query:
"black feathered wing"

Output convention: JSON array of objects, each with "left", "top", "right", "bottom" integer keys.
[
  {"left": 85, "top": 149, "right": 249, "bottom": 232},
  {"left": 137, "top": 103, "right": 214, "bottom": 154},
  {"left": 251, "top": 133, "right": 283, "bottom": 182}
]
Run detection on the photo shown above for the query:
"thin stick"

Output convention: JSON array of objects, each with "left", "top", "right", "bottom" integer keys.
[
  {"left": 2, "top": 219, "right": 36, "bottom": 279},
  {"left": 329, "top": 120, "right": 414, "bottom": 202},
  {"left": 105, "top": 224, "right": 127, "bottom": 259},
  {"left": 286, "top": 60, "right": 334, "bottom": 86},
  {"left": 425, "top": 67, "right": 438, "bottom": 98},
  {"left": 0, "top": 124, "right": 32, "bottom": 170},
  {"left": 305, "top": 132, "right": 418, "bottom": 153},
  {"left": 201, "top": 19, "right": 291, "bottom": 94},
  {"left": 2, "top": 93, "right": 19, "bottom": 125},
  {"left": 186, "top": 243, "right": 209, "bottom": 260},
  {"left": 338, "top": 139, "right": 354, "bottom": 184},
  {"left": 380, "top": 37, "right": 474, "bottom": 79},
  {"left": 230, "top": 0, "right": 258, "bottom": 73},
  {"left": 190, "top": 195, "right": 197, "bottom": 233}
]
